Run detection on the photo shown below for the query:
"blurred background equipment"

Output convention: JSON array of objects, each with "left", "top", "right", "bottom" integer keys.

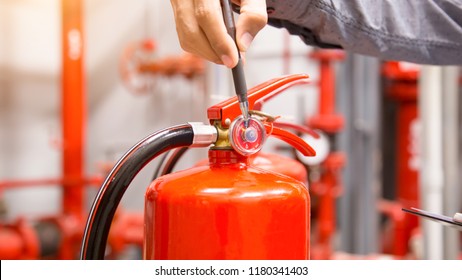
[{"left": 0, "top": 0, "right": 461, "bottom": 260}]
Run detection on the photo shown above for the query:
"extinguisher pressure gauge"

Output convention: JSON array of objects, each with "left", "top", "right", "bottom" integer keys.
[{"left": 229, "top": 116, "right": 266, "bottom": 156}]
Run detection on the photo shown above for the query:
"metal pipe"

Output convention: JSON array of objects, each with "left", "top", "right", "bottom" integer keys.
[
  {"left": 318, "top": 59, "right": 335, "bottom": 116},
  {"left": 282, "top": 31, "right": 291, "bottom": 75},
  {"left": 418, "top": 66, "right": 444, "bottom": 259},
  {"left": 0, "top": 177, "right": 103, "bottom": 190},
  {"left": 0, "top": 219, "right": 40, "bottom": 260},
  {"left": 442, "top": 66, "right": 460, "bottom": 259},
  {"left": 61, "top": 0, "right": 85, "bottom": 219},
  {"left": 377, "top": 200, "right": 407, "bottom": 257}
]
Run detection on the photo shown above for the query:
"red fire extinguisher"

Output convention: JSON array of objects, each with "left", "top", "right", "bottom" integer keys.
[
  {"left": 80, "top": 74, "right": 316, "bottom": 260},
  {"left": 193, "top": 151, "right": 309, "bottom": 185}
]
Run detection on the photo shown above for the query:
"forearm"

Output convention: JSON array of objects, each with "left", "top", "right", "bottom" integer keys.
[{"left": 266, "top": 0, "right": 462, "bottom": 65}]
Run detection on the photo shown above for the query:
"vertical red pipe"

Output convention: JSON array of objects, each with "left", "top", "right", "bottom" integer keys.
[
  {"left": 318, "top": 60, "right": 335, "bottom": 115},
  {"left": 382, "top": 62, "right": 420, "bottom": 257},
  {"left": 61, "top": 0, "right": 85, "bottom": 219},
  {"left": 307, "top": 50, "right": 345, "bottom": 259},
  {"left": 282, "top": 31, "right": 291, "bottom": 75},
  {"left": 315, "top": 165, "right": 336, "bottom": 259},
  {"left": 308, "top": 50, "right": 345, "bottom": 133}
]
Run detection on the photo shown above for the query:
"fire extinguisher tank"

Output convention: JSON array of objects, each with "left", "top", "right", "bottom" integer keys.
[{"left": 144, "top": 149, "right": 310, "bottom": 260}]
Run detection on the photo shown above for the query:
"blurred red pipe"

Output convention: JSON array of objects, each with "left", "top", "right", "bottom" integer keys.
[
  {"left": 0, "top": 219, "right": 39, "bottom": 260},
  {"left": 308, "top": 50, "right": 345, "bottom": 133},
  {"left": 0, "top": 177, "right": 103, "bottom": 190},
  {"left": 307, "top": 50, "right": 345, "bottom": 259},
  {"left": 61, "top": 0, "right": 85, "bottom": 219},
  {"left": 377, "top": 199, "right": 407, "bottom": 257}
]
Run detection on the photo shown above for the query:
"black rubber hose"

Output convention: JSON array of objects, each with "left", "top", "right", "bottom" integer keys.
[
  {"left": 151, "top": 150, "right": 171, "bottom": 181},
  {"left": 151, "top": 147, "right": 189, "bottom": 180},
  {"left": 80, "top": 124, "right": 194, "bottom": 260}
]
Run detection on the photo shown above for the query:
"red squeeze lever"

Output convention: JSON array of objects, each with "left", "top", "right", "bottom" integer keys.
[
  {"left": 266, "top": 125, "right": 317, "bottom": 157},
  {"left": 207, "top": 74, "right": 310, "bottom": 126}
]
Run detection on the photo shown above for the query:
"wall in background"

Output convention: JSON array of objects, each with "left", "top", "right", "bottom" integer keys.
[{"left": 0, "top": 0, "right": 319, "bottom": 217}]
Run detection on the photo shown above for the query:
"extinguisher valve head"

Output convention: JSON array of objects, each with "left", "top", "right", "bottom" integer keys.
[{"left": 229, "top": 116, "right": 266, "bottom": 156}]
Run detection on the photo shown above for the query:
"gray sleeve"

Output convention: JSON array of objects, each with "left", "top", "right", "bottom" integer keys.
[{"left": 266, "top": 0, "right": 462, "bottom": 65}]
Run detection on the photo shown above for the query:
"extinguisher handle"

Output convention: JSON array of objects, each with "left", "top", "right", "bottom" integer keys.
[
  {"left": 265, "top": 124, "right": 316, "bottom": 157},
  {"left": 208, "top": 74, "right": 309, "bottom": 126},
  {"left": 273, "top": 121, "right": 320, "bottom": 139}
]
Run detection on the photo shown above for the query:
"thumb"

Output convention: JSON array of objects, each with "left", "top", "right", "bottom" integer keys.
[{"left": 235, "top": 0, "right": 268, "bottom": 52}]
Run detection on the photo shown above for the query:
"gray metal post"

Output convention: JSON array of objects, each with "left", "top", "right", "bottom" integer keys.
[
  {"left": 337, "top": 54, "right": 354, "bottom": 252},
  {"left": 418, "top": 66, "right": 444, "bottom": 260},
  {"left": 442, "top": 66, "right": 460, "bottom": 259},
  {"left": 337, "top": 54, "right": 380, "bottom": 255}
]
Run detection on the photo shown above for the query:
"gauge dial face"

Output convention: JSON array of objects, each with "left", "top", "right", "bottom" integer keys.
[{"left": 229, "top": 116, "right": 266, "bottom": 156}]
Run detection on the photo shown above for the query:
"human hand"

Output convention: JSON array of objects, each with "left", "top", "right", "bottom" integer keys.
[{"left": 170, "top": 0, "right": 267, "bottom": 68}]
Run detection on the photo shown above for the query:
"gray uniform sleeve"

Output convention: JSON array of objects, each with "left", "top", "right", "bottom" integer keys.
[{"left": 266, "top": 0, "right": 462, "bottom": 65}]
